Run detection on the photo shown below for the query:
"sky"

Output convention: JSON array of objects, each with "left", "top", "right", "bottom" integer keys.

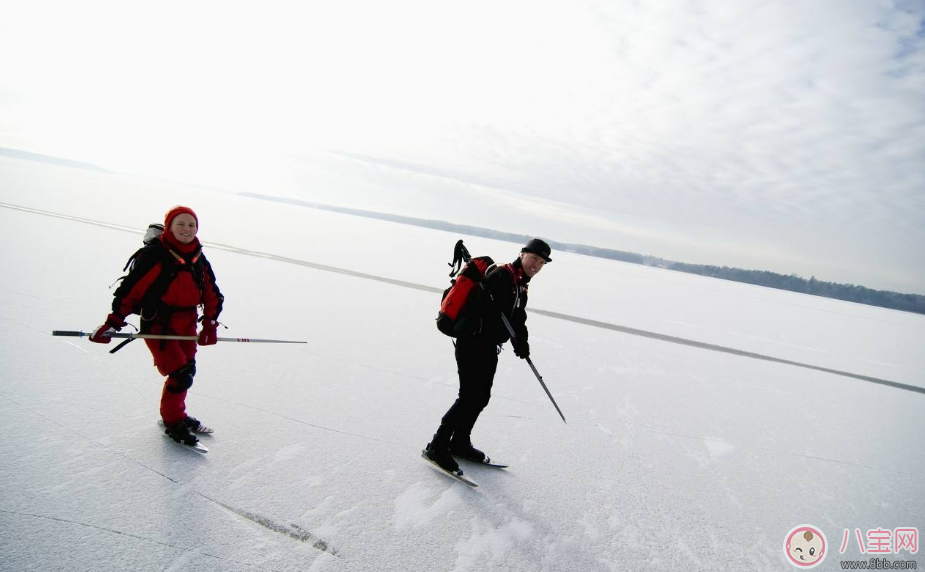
[{"left": 1, "top": 0, "right": 924, "bottom": 293}]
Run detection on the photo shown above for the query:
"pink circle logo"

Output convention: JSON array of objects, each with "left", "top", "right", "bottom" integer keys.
[{"left": 784, "top": 525, "right": 827, "bottom": 568}]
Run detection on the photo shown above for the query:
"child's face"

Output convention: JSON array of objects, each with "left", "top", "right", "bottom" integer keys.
[
  {"left": 170, "top": 214, "right": 198, "bottom": 244},
  {"left": 788, "top": 531, "right": 824, "bottom": 564}
]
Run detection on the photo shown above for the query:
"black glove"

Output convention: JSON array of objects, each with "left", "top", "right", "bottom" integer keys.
[{"left": 513, "top": 338, "right": 530, "bottom": 359}]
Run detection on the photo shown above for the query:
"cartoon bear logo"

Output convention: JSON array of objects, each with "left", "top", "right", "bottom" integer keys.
[{"left": 784, "top": 525, "right": 827, "bottom": 568}]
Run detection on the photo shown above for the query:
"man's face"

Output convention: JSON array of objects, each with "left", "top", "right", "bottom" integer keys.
[{"left": 521, "top": 252, "right": 546, "bottom": 277}]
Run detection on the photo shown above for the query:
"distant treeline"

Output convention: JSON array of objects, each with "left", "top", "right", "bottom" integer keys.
[
  {"left": 241, "top": 192, "right": 648, "bottom": 265},
  {"left": 6, "top": 150, "right": 920, "bottom": 315},
  {"left": 668, "top": 263, "right": 925, "bottom": 315},
  {"left": 553, "top": 243, "right": 645, "bottom": 264},
  {"left": 0, "top": 146, "right": 108, "bottom": 172},
  {"left": 241, "top": 192, "right": 924, "bottom": 315}
]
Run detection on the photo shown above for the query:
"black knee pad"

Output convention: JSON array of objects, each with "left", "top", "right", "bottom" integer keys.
[{"left": 166, "top": 361, "right": 196, "bottom": 393}]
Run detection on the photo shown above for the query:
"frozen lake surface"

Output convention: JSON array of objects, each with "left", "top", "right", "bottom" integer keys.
[{"left": 1, "top": 158, "right": 922, "bottom": 571}]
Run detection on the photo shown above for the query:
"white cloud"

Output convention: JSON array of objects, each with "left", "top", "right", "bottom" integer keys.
[{"left": 0, "top": 0, "right": 923, "bottom": 291}]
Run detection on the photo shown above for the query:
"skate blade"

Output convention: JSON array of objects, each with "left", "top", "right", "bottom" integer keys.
[
  {"left": 455, "top": 456, "right": 509, "bottom": 469},
  {"left": 421, "top": 451, "right": 478, "bottom": 486},
  {"left": 162, "top": 432, "right": 209, "bottom": 453}
]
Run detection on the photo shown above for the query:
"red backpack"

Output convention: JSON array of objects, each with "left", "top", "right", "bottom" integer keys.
[{"left": 436, "top": 241, "right": 495, "bottom": 337}]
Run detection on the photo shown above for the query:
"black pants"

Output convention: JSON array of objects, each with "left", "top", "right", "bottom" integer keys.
[{"left": 439, "top": 336, "right": 499, "bottom": 442}]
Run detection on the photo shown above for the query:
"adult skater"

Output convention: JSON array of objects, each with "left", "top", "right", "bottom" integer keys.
[
  {"left": 425, "top": 238, "right": 552, "bottom": 475},
  {"left": 89, "top": 206, "right": 224, "bottom": 446}
]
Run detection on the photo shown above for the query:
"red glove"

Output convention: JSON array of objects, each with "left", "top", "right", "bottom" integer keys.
[
  {"left": 198, "top": 318, "right": 219, "bottom": 346},
  {"left": 89, "top": 314, "right": 126, "bottom": 344}
]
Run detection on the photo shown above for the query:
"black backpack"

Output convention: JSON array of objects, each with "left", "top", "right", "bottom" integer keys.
[{"left": 114, "top": 224, "right": 206, "bottom": 328}]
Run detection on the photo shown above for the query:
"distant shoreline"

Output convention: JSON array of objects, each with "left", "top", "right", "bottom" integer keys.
[
  {"left": 240, "top": 191, "right": 925, "bottom": 316},
  {"left": 2, "top": 146, "right": 920, "bottom": 314},
  {"left": 0, "top": 147, "right": 109, "bottom": 173}
]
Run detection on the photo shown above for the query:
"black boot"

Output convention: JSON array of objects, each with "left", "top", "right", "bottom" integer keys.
[
  {"left": 424, "top": 426, "right": 460, "bottom": 473},
  {"left": 164, "top": 421, "right": 199, "bottom": 445},
  {"left": 183, "top": 416, "right": 213, "bottom": 434},
  {"left": 450, "top": 436, "right": 486, "bottom": 463}
]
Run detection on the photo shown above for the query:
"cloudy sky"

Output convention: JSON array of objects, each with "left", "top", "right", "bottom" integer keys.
[{"left": 1, "top": 0, "right": 923, "bottom": 293}]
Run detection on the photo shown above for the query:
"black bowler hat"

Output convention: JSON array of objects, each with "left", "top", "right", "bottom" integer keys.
[{"left": 521, "top": 238, "right": 552, "bottom": 262}]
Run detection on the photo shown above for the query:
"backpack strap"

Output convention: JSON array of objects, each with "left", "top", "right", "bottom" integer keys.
[
  {"left": 495, "top": 263, "right": 518, "bottom": 289},
  {"left": 121, "top": 243, "right": 200, "bottom": 334},
  {"left": 112, "top": 243, "right": 164, "bottom": 314},
  {"left": 504, "top": 263, "right": 517, "bottom": 282},
  {"left": 495, "top": 263, "right": 522, "bottom": 311}
]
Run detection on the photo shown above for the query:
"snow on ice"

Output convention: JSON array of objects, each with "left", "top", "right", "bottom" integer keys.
[{"left": 1, "top": 157, "right": 923, "bottom": 571}]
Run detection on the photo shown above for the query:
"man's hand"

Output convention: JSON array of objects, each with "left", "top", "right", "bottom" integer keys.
[{"left": 513, "top": 339, "right": 530, "bottom": 359}]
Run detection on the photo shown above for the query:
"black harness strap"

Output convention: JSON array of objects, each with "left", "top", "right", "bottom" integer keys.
[
  {"left": 112, "top": 241, "right": 206, "bottom": 351},
  {"left": 109, "top": 337, "right": 136, "bottom": 354}
]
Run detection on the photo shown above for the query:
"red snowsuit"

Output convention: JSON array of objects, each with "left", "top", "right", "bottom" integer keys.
[{"left": 111, "top": 233, "right": 223, "bottom": 424}]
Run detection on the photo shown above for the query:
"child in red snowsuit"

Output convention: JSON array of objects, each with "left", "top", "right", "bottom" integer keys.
[{"left": 90, "top": 206, "right": 224, "bottom": 445}]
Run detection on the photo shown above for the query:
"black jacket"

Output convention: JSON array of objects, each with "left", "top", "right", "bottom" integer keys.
[{"left": 478, "top": 258, "right": 530, "bottom": 345}]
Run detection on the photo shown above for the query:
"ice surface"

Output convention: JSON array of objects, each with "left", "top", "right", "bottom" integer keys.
[{"left": 1, "top": 158, "right": 923, "bottom": 571}]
